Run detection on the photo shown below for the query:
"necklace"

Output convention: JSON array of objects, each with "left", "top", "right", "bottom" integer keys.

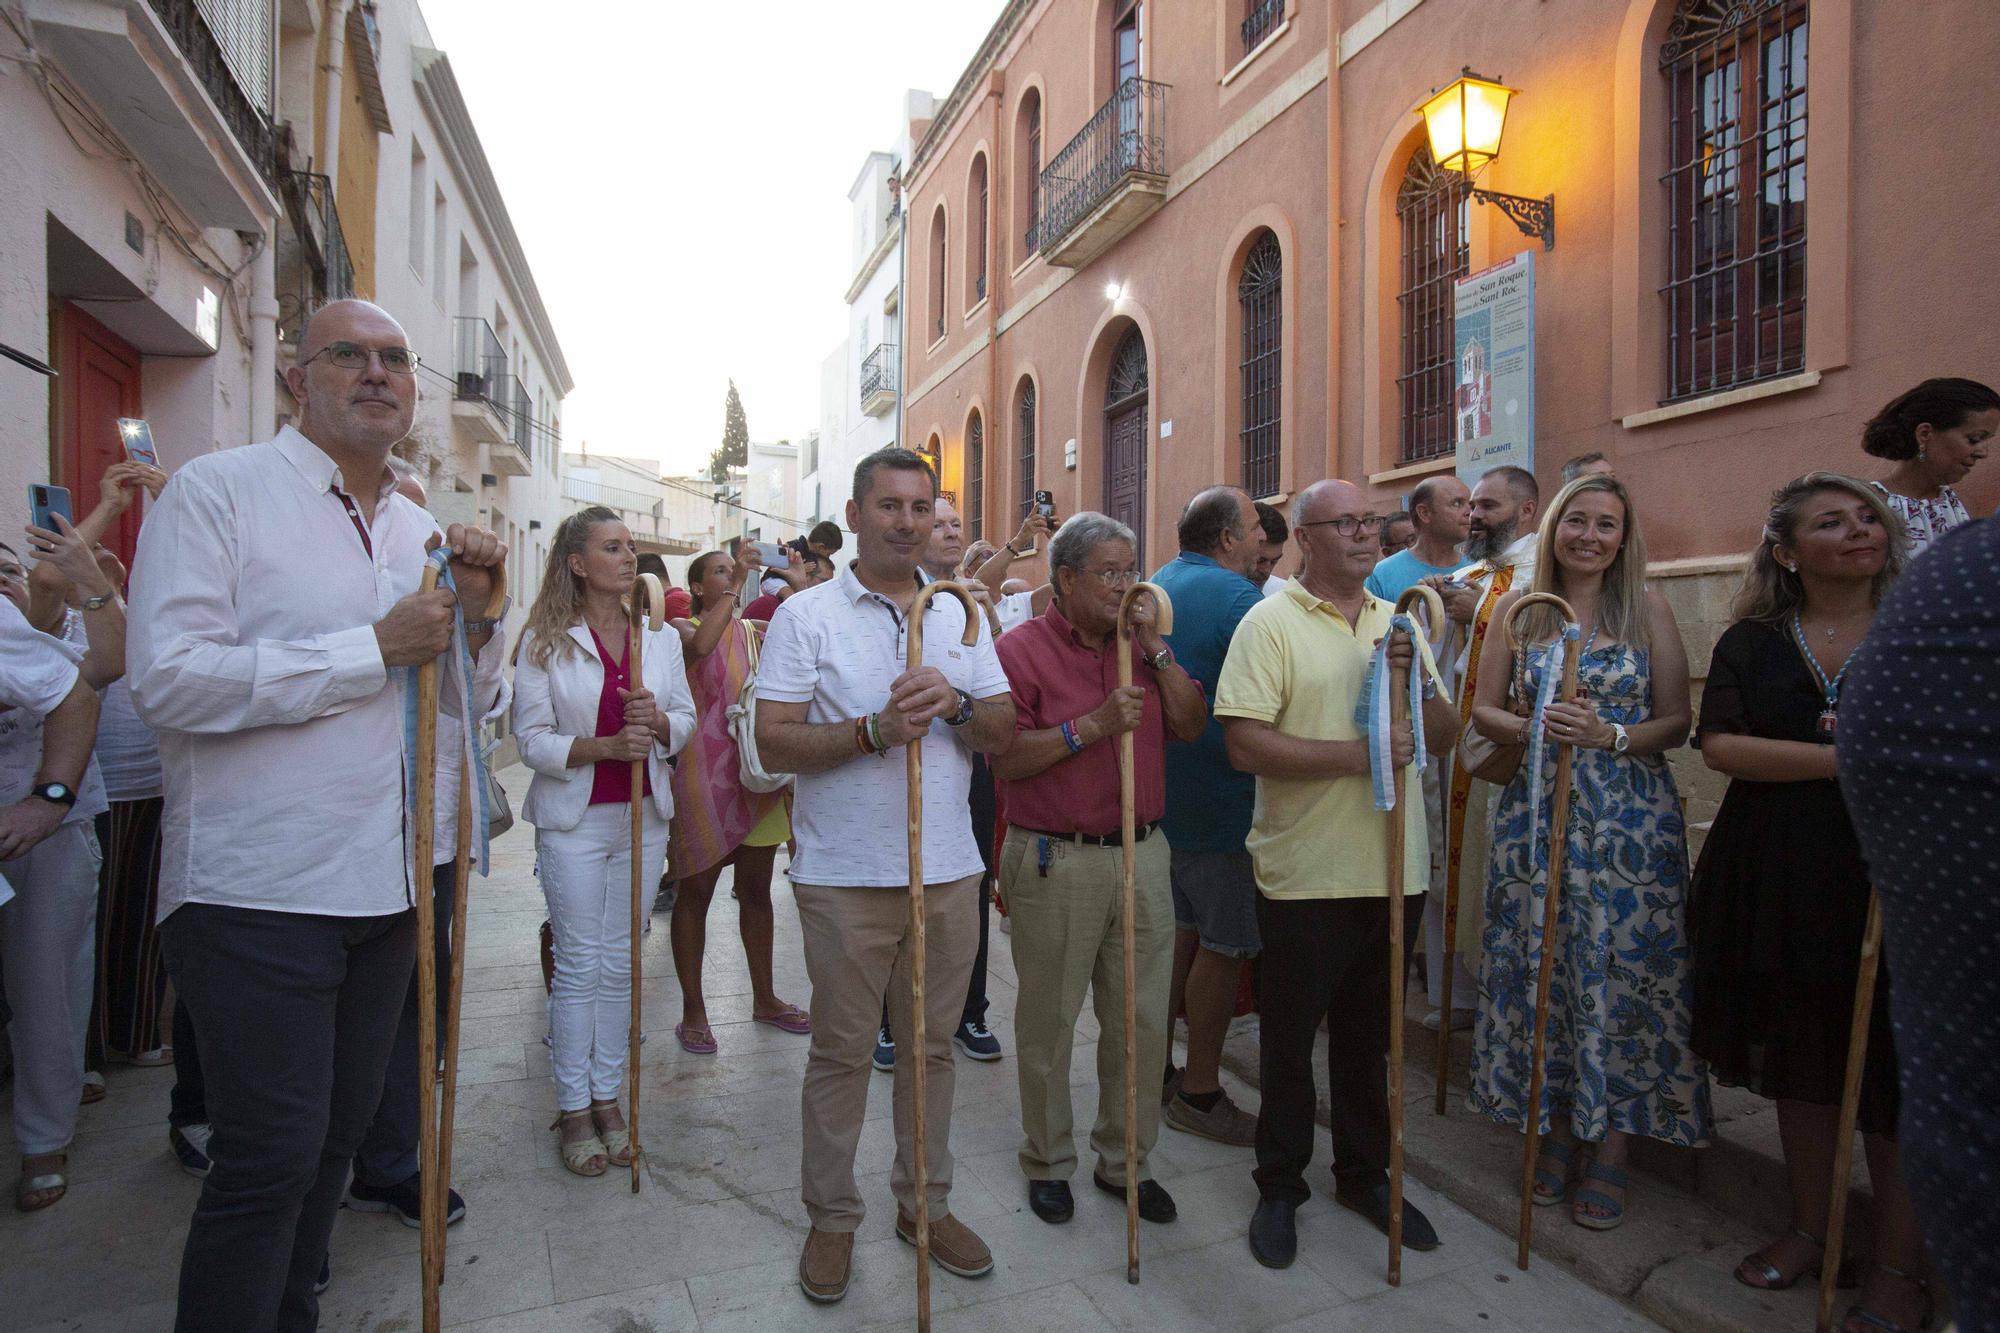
[{"left": 1789, "top": 612, "right": 1859, "bottom": 743}]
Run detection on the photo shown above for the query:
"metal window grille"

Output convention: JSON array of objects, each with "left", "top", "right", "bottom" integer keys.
[
  {"left": 1017, "top": 379, "right": 1038, "bottom": 518},
  {"left": 193, "top": 0, "right": 271, "bottom": 112},
  {"left": 931, "top": 211, "right": 947, "bottom": 342},
  {"left": 1036, "top": 78, "right": 1168, "bottom": 253},
  {"left": 1238, "top": 231, "right": 1282, "bottom": 498},
  {"left": 1242, "top": 0, "right": 1285, "bottom": 57},
  {"left": 1659, "top": 0, "right": 1808, "bottom": 402},
  {"left": 1025, "top": 100, "right": 1043, "bottom": 255},
  {"left": 965, "top": 412, "right": 984, "bottom": 542},
  {"left": 975, "top": 158, "right": 989, "bottom": 297},
  {"left": 1396, "top": 146, "right": 1468, "bottom": 465}
]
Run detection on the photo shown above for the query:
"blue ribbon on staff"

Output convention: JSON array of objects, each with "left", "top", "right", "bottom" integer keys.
[
  {"left": 401, "top": 547, "right": 493, "bottom": 881},
  {"left": 1353, "top": 612, "right": 1429, "bottom": 812},
  {"left": 1525, "top": 621, "right": 1582, "bottom": 858}
]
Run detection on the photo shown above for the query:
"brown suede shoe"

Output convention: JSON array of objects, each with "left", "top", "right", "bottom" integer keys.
[
  {"left": 798, "top": 1227, "right": 854, "bottom": 1302},
  {"left": 895, "top": 1210, "right": 994, "bottom": 1279}
]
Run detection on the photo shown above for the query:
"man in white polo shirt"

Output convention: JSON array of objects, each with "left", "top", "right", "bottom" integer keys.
[
  {"left": 756, "top": 446, "right": 1014, "bottom": 1305},
  {"left": 127, "top": 300, "right": 505, "bottom": 1329}
]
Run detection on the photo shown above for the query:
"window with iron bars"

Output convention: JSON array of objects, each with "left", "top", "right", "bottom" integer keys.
[
  {"left": 1659, "top": 0, "right": 1808, "bottom": 402},
  {"left": 965, "top": 411, "right": 984, "bottom": 542},
  {"left": 1396, "top": 146, "right": 1468, "bottom": 465},
  {"left": 1241, "top": 0, "right": 1285, "bottom": 57},
  {"left": 1238, "top": 231, "right": 1282, "bottom": 498},
  {"left": 1017, "top": 379, "right": 1038, "bottom": 518}
]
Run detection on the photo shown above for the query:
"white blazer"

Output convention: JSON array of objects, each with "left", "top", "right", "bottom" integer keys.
[{"left": 512, "top": 622, "right": 697, "bottom": 832}]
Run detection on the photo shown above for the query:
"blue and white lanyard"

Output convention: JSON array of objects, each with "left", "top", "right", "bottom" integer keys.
[
  {"left": 400, "top": 548, "right": 492, "bottom": 885},
  {"left": 1354, "top": 612, "right": 1430, "bottom": 812},
  {"left": 1525, "top": 622, "right": 1584, "bottom": 855},
  {"left": 1789, "top": 612, "right": 1856, "bottom": 742}
]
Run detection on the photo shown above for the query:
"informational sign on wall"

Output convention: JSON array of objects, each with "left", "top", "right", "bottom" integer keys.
[{"left": 1452, "top": 250, "right": 1535, "bottom": 484}]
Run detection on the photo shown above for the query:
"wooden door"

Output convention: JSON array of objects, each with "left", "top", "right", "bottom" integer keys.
[
  {"left": 54, "top": 305, "right": 144, "bottom": 568},
  {"left": 1102, "top": 326, "right": 1150, "bottom": 564}
]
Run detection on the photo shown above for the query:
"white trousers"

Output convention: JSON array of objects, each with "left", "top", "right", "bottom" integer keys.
[
  {"left": 537, "top": 802, "right": 667, "bottom": 1112},
  {"left": 0, "top": 820, "right": 101, "bottom": 1154}
]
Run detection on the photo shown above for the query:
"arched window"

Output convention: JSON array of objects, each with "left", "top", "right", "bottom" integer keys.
[
  {"left": 968, "top": 155, "right": 990, "bottom": 306},
  {"left": 1396, "top": 144, "right": 1467, "bottom": 464},
  {"left": 964, "top": 410, "right": 984, "bottom": 542},
  {"left": 1016, "top": 376, "right": 1038, "bottom": 518},
  {"left": 1238, "top": 230, "right": 1282, "bottom": 498},
  {"left": 1660, "top": 0, "right": 1808, "bottom": 401},
  {"left": 928, "top": 206, "right": 947, "bottom": 345},
  {"left": 1017, "top": 90, "right": 1043, "bottom": 258}
]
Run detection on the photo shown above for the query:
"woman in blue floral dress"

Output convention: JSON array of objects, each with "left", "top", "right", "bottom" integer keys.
[{"left": 1466, "top": 475, "right": 1711, "bottom": 1232}]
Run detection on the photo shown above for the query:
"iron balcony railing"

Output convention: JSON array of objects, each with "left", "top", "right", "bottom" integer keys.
[
  {"left": 146, "top": 0, "right": 276, "bottom": 183},
  {"left": 859, "top": 343, "right": 898, "bottom": 404},
  {"left": 275, "top": 171, "right": 354, "bottom": 344},
  {"left": 454, "top": 317, "right": 508, "bottom": 406},
  {"left": 1035, "top": 77, "right": 1169, "bottom": 253},
  {"left": 1242, "top": 0, "right": 1285, "bottom": 56}
]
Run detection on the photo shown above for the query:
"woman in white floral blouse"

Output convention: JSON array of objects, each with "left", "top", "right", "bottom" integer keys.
[{"left": 1864, "top": 377, "right": 1998, "bottom": 558}]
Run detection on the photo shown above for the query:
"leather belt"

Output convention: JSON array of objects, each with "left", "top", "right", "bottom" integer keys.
[{"left": 1019, "top": 822, "right": 1157, "bottom": 849}]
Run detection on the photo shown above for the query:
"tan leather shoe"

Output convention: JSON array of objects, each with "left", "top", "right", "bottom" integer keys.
[
  {"left": 798, "top": 1226, "right": 854, "bottom": 1302},
  {"left": 895, "top": 1210, "right": 994, "bottom": 1278}
]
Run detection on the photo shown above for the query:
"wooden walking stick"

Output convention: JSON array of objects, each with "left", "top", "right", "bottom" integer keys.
[
  {"left": 1434, "top": 608, "right": 1469, "bottom": 1120},
  {"left": 1115, "top": 581, "right": 1175, "bottom": 1285},
  {"left": 1385, "top": 585, "right": 1445, "bottom": 1285},
  {"left": 411, "top": 562, "right": 445, "bottom": 1333},
  {"left": 1817, "top": 890, "right": 1885, "bottom": 1333},
  {"left": 903, "top": 578, "right": 980, "bottom": 1333},
  {"left": 1503, "top": 592, "right": 1580, "bottom": 1272},
  {"left": 434, "top": 564, "right": 505, "bottom": 1264},
  {"left": 628, "top": 571, "right": 666, "bottom": 1193}
]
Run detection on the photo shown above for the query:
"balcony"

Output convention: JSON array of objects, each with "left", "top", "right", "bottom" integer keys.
[
  {"left": 275, "top": 171, "right": 355, "bottom": 348},
  {"left": 561, "top": 478, "right": 697, "bottom": 556},
  {"left": 27, "top": 0, "right": 278, "bottom": 229},
  {"left": 1035, "top": 78, "right": 1170, "bottom": 269},
  {"left": 859, "top": 343, "right": 898, "bottom": 418},
  {"left": 449, "top": 317, "right": 526, "bottom": 472}
]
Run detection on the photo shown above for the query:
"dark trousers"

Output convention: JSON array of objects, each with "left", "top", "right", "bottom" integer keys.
[
  {"left": 964, "top": 754, "right": 997, "bottom": 1026},
  {"left": 1252, "top": 893, "right": 1421, "bottom": 1206},
  {"left": 161, "top": 902, "right": 415, "bottom": 1333},
  {"left": 168, "top": 996, "right": 203, "bottom": 1128},
  {"left": 354, "top": 863, "right": 455, "bottom": 1187}
]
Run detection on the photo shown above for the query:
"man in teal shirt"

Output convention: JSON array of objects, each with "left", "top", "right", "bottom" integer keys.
[
  {"left": 1365, "top": 474, "right": 1470, "bottom": 602},
  {"left": 1149, "top": 486, "right": 1265, "bottom": 1146}
]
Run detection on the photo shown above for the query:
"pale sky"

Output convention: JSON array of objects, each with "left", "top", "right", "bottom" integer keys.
[{"left": 420, "top": 0, "right": 1007, "bottom": 476}]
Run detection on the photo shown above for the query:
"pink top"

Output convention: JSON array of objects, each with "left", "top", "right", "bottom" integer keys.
[
  {"left": 586, "top": 627, "right": 652, "bottom": 806},
  {"left": 668, "top": 618, "right": 785, "bottom": 878}
]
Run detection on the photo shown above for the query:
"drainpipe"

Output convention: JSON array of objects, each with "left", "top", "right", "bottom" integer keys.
[
  {"left": 1324, "top": 8, "right": 1340, "bottom": 485},
  {"left": 250, "top": 234, "right": 278, "bottom": 438},
  {"left": 318, "top": 0, "right": 351, "bottom": 187},
  {"left": 985, "top": 68, "right": 1004, "bottom": 542}
]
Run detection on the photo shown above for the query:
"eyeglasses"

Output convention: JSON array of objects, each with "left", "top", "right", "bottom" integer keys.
[
  {"left": 1077, "top": 567, "right": 1140, "bottom": 588},
  {"left": 1298, "top": 515, "right": 1389, "bottom": 538},
  {"left": 301, "top": 341, "right": 421, "bottom": 374}
]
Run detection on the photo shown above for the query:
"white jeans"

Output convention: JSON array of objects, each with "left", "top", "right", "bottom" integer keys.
[
  {"left": 0, "top": 820, "right": 101, "bottom": 1154},
  {"left": 538, "top": 802, "right": 667, "bottom": 1112}
]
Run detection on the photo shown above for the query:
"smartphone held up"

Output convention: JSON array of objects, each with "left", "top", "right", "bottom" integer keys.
[
  {"left": 118, "top": 418, "right": 159, "bottom": 467},
  {"left": 28, "top": 483, "right": 73, "bottom": 533}
]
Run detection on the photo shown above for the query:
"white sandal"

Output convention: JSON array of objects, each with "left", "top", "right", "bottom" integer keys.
[
  {"left": 16, "top": 1154, "right": 68, "bottom": 1212},
  {"left": 551, "top": 1113, "right": 608, "bottom": 1177},
  {"left": 591, "top": 1101, "right": 635, "bottom": 1168}
]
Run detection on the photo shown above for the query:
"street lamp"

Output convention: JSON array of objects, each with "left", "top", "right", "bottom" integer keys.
[{"left": 1416, "top": 68, "right": 1555, "bottom": 250}]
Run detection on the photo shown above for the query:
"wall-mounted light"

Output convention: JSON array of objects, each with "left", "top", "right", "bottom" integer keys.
[
  {"left": 1416, "top": 68, "right": 1555, "bottom": 250},
  {"left": 1103, "top": 281, "right": 1125, "bottom": 302}
]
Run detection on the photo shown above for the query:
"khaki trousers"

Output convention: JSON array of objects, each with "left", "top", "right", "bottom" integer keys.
[
  {"left": 794, "top": 874, "right": 980, "bottom": 1232},
  {"left": 999, "top": 827, "right": 1172, "bottom": 1186}
]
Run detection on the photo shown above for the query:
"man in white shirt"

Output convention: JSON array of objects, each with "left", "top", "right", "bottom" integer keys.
[
  {"left": 127, "top": 300, "right": 506, "bottom": 1330},
  {"left": 1254, "top": 501, "right": 1293, "bottom": 598},
  {"left": 0, "top": 558, "right": 106, "bottom": 1212},
  {"left": 1418, "top": 465, "right": 1540, "bottom": 1031},
  {"left": 756, "top": 447, "right": 1014, "bottom": 1305}
]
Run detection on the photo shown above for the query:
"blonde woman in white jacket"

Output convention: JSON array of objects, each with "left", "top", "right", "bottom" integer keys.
[{"left": 512, "top": 508, "right": 696, "bottom": 1176}]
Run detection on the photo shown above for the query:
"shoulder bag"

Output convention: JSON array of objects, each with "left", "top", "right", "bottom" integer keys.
[{"left": 726, "top": 621, "right": 793, "bottom": 794}]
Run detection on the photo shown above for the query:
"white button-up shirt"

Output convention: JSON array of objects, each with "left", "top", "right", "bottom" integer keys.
[
  {"left": 0, "top": 600, "right": 105, "bottom": 826},
  {"left": 757, "top": 564, "right": 1011, "bottom": 888},
  {"left": 127, "top": 427, "right": 503, "bottom": 921}
]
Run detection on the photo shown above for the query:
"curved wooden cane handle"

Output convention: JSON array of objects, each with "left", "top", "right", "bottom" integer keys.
[
  {"left": 1116, "top": 581, "right": 1174, "bottom": 642},
  {"left": 907, "top": 579, "right": 982, "bottom": 667},
  {"left": 1394, "top": 584, "right": 1446, "bottom": 643},
  {"left": 630, "top": 572, "right": 666, "bottom": 632},
  {"left": 1502, "top": 591, "right": 1578, "bottom": 653}
]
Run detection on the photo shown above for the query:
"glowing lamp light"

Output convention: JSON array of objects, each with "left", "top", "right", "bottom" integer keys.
[
  {"left": 1103, "top": 281, "right": 1125, "bottom": 302},
  {"left": 1418, "top": 69, "right": 1517, "bottom": 177}
]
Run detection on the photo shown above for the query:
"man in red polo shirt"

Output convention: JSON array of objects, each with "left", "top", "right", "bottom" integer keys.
[{"left": 991, "top": 512, "right": 1206, "bottom": 1227}]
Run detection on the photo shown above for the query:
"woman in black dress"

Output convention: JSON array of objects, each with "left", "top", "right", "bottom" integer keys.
[{"left": 1690, "top": 473, "right": 1933, "bottom": 1333}]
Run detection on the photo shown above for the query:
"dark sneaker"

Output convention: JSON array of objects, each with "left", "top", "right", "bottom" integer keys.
[
  {"left": 169, "top": 1122, "right": 214, "bottom": 1179},
  {"left": 1249, "top": 1197, "right": 1298, "bottom": 1269},
  {"left": 1093, "top": 1172, "right": 1178, "bottom": 1223},
  {"left": 1165, "top": 1088, "right": 1258, "bottom": 1146},
  {"left": 346, "top": 1173, "right": 467, "bottom": 1230},
  {"left": 952, "top": 1020, "right": 1001, "bottom": 1061},
  {"left": 1160, "top": 1062, "right": 1183, "bottom": 1108},
  {"left": 872, "top": 1024, "right": 895, "bottom": 1073},
  {"left": 1335, "top": 1181, "right": 1441, "bottom": 1251},
  {"left": 315, "top": 1254, "right": 331, "bottom": 1295}
]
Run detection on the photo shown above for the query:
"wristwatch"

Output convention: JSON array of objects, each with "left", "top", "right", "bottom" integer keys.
[
  {"left": 1610, "top": 722, "right": 1630, "bottom": 754},
  {"left": 1143, "top": 645, "right": 1173, "bottom": 673},
  {"left": 943, "top": 687, "right": 976, "bottom": 728},
  {"left": 82, "top": 591, "right": 116, "bottom": 611},
  {"left": 30, "top": 782, "right": 77, "bottom": 807}
]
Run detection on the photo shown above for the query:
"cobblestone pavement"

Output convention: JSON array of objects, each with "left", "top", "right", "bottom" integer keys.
[{"left": 3, "top": 766, "right": 1662, "bottom": 1331}]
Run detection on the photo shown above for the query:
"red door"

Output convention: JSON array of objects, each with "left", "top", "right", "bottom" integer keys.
[{"left": 55, "top": 305, "right": 144, "bottom": 569}]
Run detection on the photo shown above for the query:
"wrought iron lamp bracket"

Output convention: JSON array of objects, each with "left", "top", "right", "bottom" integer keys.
[{"left": 1469, "top": 187, "right": 1555, "bottom": 250}]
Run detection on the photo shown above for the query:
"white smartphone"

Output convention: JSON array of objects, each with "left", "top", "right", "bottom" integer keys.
[
  {"left": 118, "top": 418, "right": 159, "bottom": 466},
  {"left": 748, "top": 540, "right": 788, "bottom": 567}
]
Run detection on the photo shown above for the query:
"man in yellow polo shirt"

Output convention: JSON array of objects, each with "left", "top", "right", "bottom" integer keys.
[{"left": 1216, "top": 478, "right": 1459, "bottom": 1270}]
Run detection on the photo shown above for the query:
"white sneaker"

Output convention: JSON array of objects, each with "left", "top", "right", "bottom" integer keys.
[{"left": 1421, "top": 1010, "right": 1474, "bottom": 1033}]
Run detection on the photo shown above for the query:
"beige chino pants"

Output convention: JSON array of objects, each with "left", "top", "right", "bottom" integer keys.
[
  {"left": 794, "top": 874, "right": 980, "bottom": 1232},
  {"left": 999, "top": 827, "right": 1173, "bottom": 1186}
]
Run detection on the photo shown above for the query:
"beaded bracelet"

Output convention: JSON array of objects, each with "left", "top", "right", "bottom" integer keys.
[
  {"left": 855, "top": 716, "right": 875, "bottom": 755},
  {"left": 867, "top": 712, "right": 887, "bottom": 754},
  {"left": 1059, "top": 719, "right": 1086, "bottom": 754}
]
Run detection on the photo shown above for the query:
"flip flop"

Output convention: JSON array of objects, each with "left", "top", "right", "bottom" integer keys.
[
  {"left": 753, "top": 1004, "right": 812, "bottom": 1035},
  {"left": 675, "top": 1022, "right": 718, "bottom": 1055}
]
